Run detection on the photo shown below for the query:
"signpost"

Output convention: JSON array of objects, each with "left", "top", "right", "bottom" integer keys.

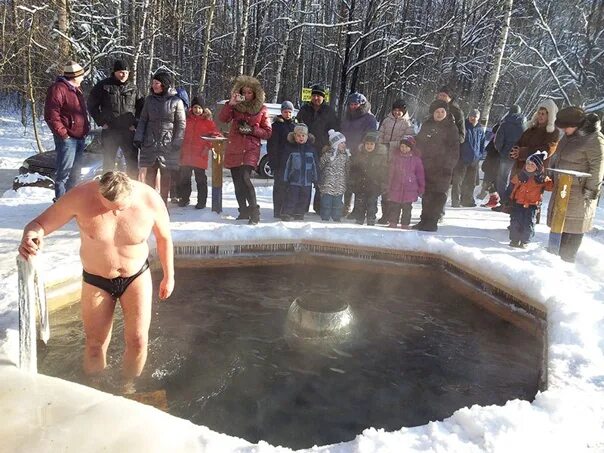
[
  {"left": 202, "top": 136, "right": 228, "bottom": 213},
  {"left": 547, "top": 168, "right": 591, "bottom": 255}
]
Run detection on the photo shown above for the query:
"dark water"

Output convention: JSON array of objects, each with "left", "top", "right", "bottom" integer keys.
[{"left": 39, "top": 264, "right": 543, "bottom": 449}]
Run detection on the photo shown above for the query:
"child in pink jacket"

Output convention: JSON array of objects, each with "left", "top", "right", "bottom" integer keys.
[{"left": 387, "top": 136, "right": 425, "bottom": 228}]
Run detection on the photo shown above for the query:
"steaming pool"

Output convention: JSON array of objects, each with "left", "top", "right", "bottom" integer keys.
[{"left": 37, "top": 242, "right": 546, "bottom": 450}]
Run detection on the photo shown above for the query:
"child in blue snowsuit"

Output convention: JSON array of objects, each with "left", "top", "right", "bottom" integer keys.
[{"left": 282, "top": 123, "right": 318, "bottom": 221}]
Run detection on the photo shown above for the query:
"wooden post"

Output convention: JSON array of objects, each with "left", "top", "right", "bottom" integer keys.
[
  {"left": 547, "top": 169, "right": 591, "bottom": 255},
  {"left": 203, "top": 136, "right": 228, "bottom": 213}
]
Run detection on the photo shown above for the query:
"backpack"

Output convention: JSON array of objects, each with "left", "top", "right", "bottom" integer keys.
[{"left": 175, "top": 87, "right": 190, "bottom": 110}]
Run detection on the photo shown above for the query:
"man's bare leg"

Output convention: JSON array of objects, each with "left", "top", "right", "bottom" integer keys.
[
  {"left": 81, "top": 282, "right": 116, "bottom": 375},
  {"left": 119, "top": 269, "right": 153, "bottom": 378}
]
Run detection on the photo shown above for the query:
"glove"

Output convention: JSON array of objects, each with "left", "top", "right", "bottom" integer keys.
[
  {"left": 238, "top": 120, "right": 253, "bottom": 135},
  {"left": 133, "top": 140, "right": 142, "bottom": 150},
  {"left": 583, "top": 188, "right": 598, "bottom": 201}
]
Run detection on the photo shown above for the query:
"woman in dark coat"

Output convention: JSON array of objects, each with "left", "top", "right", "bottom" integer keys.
[
  {"left": 134, "top": 71, "right": 186, "bottom": 204},
  {"left": 547, "top": 109, "right": 604, "bottom": 262},
  {"left": 218, "top": 75, "right": 272, "bottom": 224},
  {"left": 413, "top": 100, "right": 460, "bottom": 231}
]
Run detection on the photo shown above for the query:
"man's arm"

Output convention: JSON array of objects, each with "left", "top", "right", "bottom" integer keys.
[
  {"left": 150, "top": 192, "right": 174, "bottom": 300},
  {"left": 87, "top": 81, "right": 106, "bottom": 127},
  {"left": 18, "top": 192, "right": 78, "bottom": 259},
  {"left": 44, "top": 84, "right": 68, "bottom": 139}
]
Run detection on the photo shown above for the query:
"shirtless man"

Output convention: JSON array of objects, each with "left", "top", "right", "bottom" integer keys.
[{"left": 18, "top": 171, "right": 174, "bottom": 379}]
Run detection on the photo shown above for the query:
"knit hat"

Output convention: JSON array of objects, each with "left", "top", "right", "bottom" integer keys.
[
  {"left": 392, "top": 99, "right": 407, "bottom": 111},
  {"left": 400, "top": 135, "right": 416, "bottom": 148},
  {"left": 555, "top": 106, "right": 586, "bottom": 129},
  {"left": 152, "top": 71, "right": 172, "bottom": 89},
  {"left": 294, "top": 123, "right": 309, "bottom": 136},
  {"left": 347, "top": 92, "right": 367, "bottom": 105},
  {"left": 281, "top": 100, "right": 294, "bottom": 111},
  {"left": 509, "top": 105, "right": 522, "bottom": 114},
  {"left": 363, "top": 131, "right": 379, "bottom": 143},
  {"left": 469, "top": 109, "right": 480, "bottom": 118},
  {"left": 63, "top": 61, "right": 86, "bottom": 78},
  {"left": 113, "top": 60, "right": 129, "bottom": 72},
  {"left": 429, "top": 99, "right": 449, "bottom": 114},
  {"left": 527, "top": 150, "right": 547, "bottom": 172},
  {"left": 311, "top": 85, "right": 326, "bottom": 97},
  {"left": 191, "top": 96, "right": 203, "bottom": 108},
  {"left": 328, "top": 129, "right": 346, "bottom": 148}
]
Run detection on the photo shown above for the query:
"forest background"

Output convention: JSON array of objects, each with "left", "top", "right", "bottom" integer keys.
[{"left": 1, "top": 0, "right": 602, "bottom": 133}]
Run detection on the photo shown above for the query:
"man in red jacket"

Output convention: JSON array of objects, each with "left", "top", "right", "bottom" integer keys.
[{"left": 44, "top": 61, "right": 90, "bottom": 200}]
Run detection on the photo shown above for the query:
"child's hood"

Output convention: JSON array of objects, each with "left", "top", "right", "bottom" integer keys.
[{"left": 287, "top": 131, "right": 316, "bottom": 144}]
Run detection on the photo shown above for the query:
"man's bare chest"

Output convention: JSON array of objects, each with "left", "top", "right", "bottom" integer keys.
[{"left": 77, "top": 210, "right": 152, "bottom": 246}]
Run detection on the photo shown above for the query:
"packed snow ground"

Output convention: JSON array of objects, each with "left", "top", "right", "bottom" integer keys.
[{"left": 1, "top": 116, "right": 604, "bottom": 452}]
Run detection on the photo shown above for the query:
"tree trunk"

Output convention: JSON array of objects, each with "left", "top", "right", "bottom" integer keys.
[
  {"left": 132, "top": 0, "right": 152, "bottom": 96},
  {"left": 26, "top": 12, "right": 45, "bottom": 152},
  {"left": 236, "top": 0, "right": 250, "bottom": 74},
  {"left": 198, "top": 0, "right": 216, "bottom": 93},
  {"left": 56, "top": 0, "right": 71, "bottom": 63},
  {"left": 337, "top": 0, "right": 356, "bottom": 116},
  {"left": 480, "top": 0, "right": 513, "bottom": 126}
]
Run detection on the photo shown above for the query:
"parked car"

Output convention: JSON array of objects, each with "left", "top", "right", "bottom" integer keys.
[
  {"left": 13, "top": 130, "right": 125, "bottom": 190},
  {"left": 215, "top": 101, "right": 298, "bottom": 179}
]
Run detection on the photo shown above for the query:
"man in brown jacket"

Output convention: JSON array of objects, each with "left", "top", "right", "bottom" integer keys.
[{"left": 44, "top": 61, "right": 90, "bottom": 200}]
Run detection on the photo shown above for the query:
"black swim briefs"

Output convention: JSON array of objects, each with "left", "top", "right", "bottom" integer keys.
[{"left": 82, "top": 259, "right": 150, "bottom": 299}]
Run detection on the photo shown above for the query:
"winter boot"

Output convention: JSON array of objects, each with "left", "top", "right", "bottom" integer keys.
[
  {"left": 482, "top": 193, "right": 500, "bottom": 208},
  {"left": 249, "top": 205, "right": 260, "bottom": 225},
  {"left": 236, "top": 206, "right": 250, "bottom": 220}
]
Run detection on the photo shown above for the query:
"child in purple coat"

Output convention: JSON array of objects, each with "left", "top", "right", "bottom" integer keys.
[{"left": 387, "top": 136, "right": 425, "bottom": 228}]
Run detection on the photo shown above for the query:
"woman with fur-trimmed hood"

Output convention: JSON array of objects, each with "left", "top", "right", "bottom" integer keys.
[
  {"left": 547, "top": 108, "right": 604, "bottom": 262},
  {"left": 510, "top": 98, "right": 560, "bottom": 178},
  {"left": 218, "top": 75, "right": 272, "bottom": 224}
]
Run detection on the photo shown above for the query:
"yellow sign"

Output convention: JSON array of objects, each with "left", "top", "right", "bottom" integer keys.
[{"left": 301, "top": 87, "right": 330, "bottom": 103}]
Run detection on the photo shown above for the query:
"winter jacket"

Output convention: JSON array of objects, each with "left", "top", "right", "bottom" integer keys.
[
  {"left": 218, "top": 76, "right": 272, "bottom": 169},
  {"left": 481, "top": 124, "right": 500, "bottom": 183},
  {"left": 416, "top": 116, "right": 460, "bottom": 193},
  {"left": 341, "top": 102, "right": 378, "bottom": 155},
  {"left": 319, "top": 145, "right": 350, "bottom": 196},
  {"left": 388, "top": 152, "right": 425, "bottom": 204},
  {"left": 87, "top": 76, "right": 137, "bottom": 130},
  {"left": 134, "top": 88, "right": 186, "bottom": 170},
  {"left": 283, "top": 133, "right": 318, "bottom": 187},
  {"left": 378, "top": 112, "right": 415, "bottom": 152},
  {"left": 44, "top": 77, "right": 90, "bottom": 139},
  {"left": 448, "top": 100, "right": 466, "bottom": 143},
  {"left": 460, "top": 120, "right": 486, "bottom": 164},
  {"left": 495, "top": 113, "right": 526, "bottom": 158},
  {"left": 547, "top": 115, "right": 604, "bottom": 234},
  {"left": 296, "top": 102, "right": 340, "bottom": 151},
  {"left": 349, "top": 144, "right": 389, "bottom": 195},
  {"left": 510, "top": 174, "right": 552, "bottom": 207},
  {"left": 511, "top": 126, "right": 560, "bottom": 176},
  {"left": 179, "top": 110, "right": 219, "bottom": 170},
  {"left": 267, "top": 115, "right": 297, "bottom": 171}
]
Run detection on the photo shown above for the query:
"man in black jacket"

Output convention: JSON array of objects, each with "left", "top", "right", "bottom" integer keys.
[
  {"left": 296, "top": 85, "right": 340, "bottom": 212},
  {"left": 88, "top": 60, "right": 138, "bottom": 177},
  {"left": 267, "top": 101, "right": 298, "bottom": 217}
]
